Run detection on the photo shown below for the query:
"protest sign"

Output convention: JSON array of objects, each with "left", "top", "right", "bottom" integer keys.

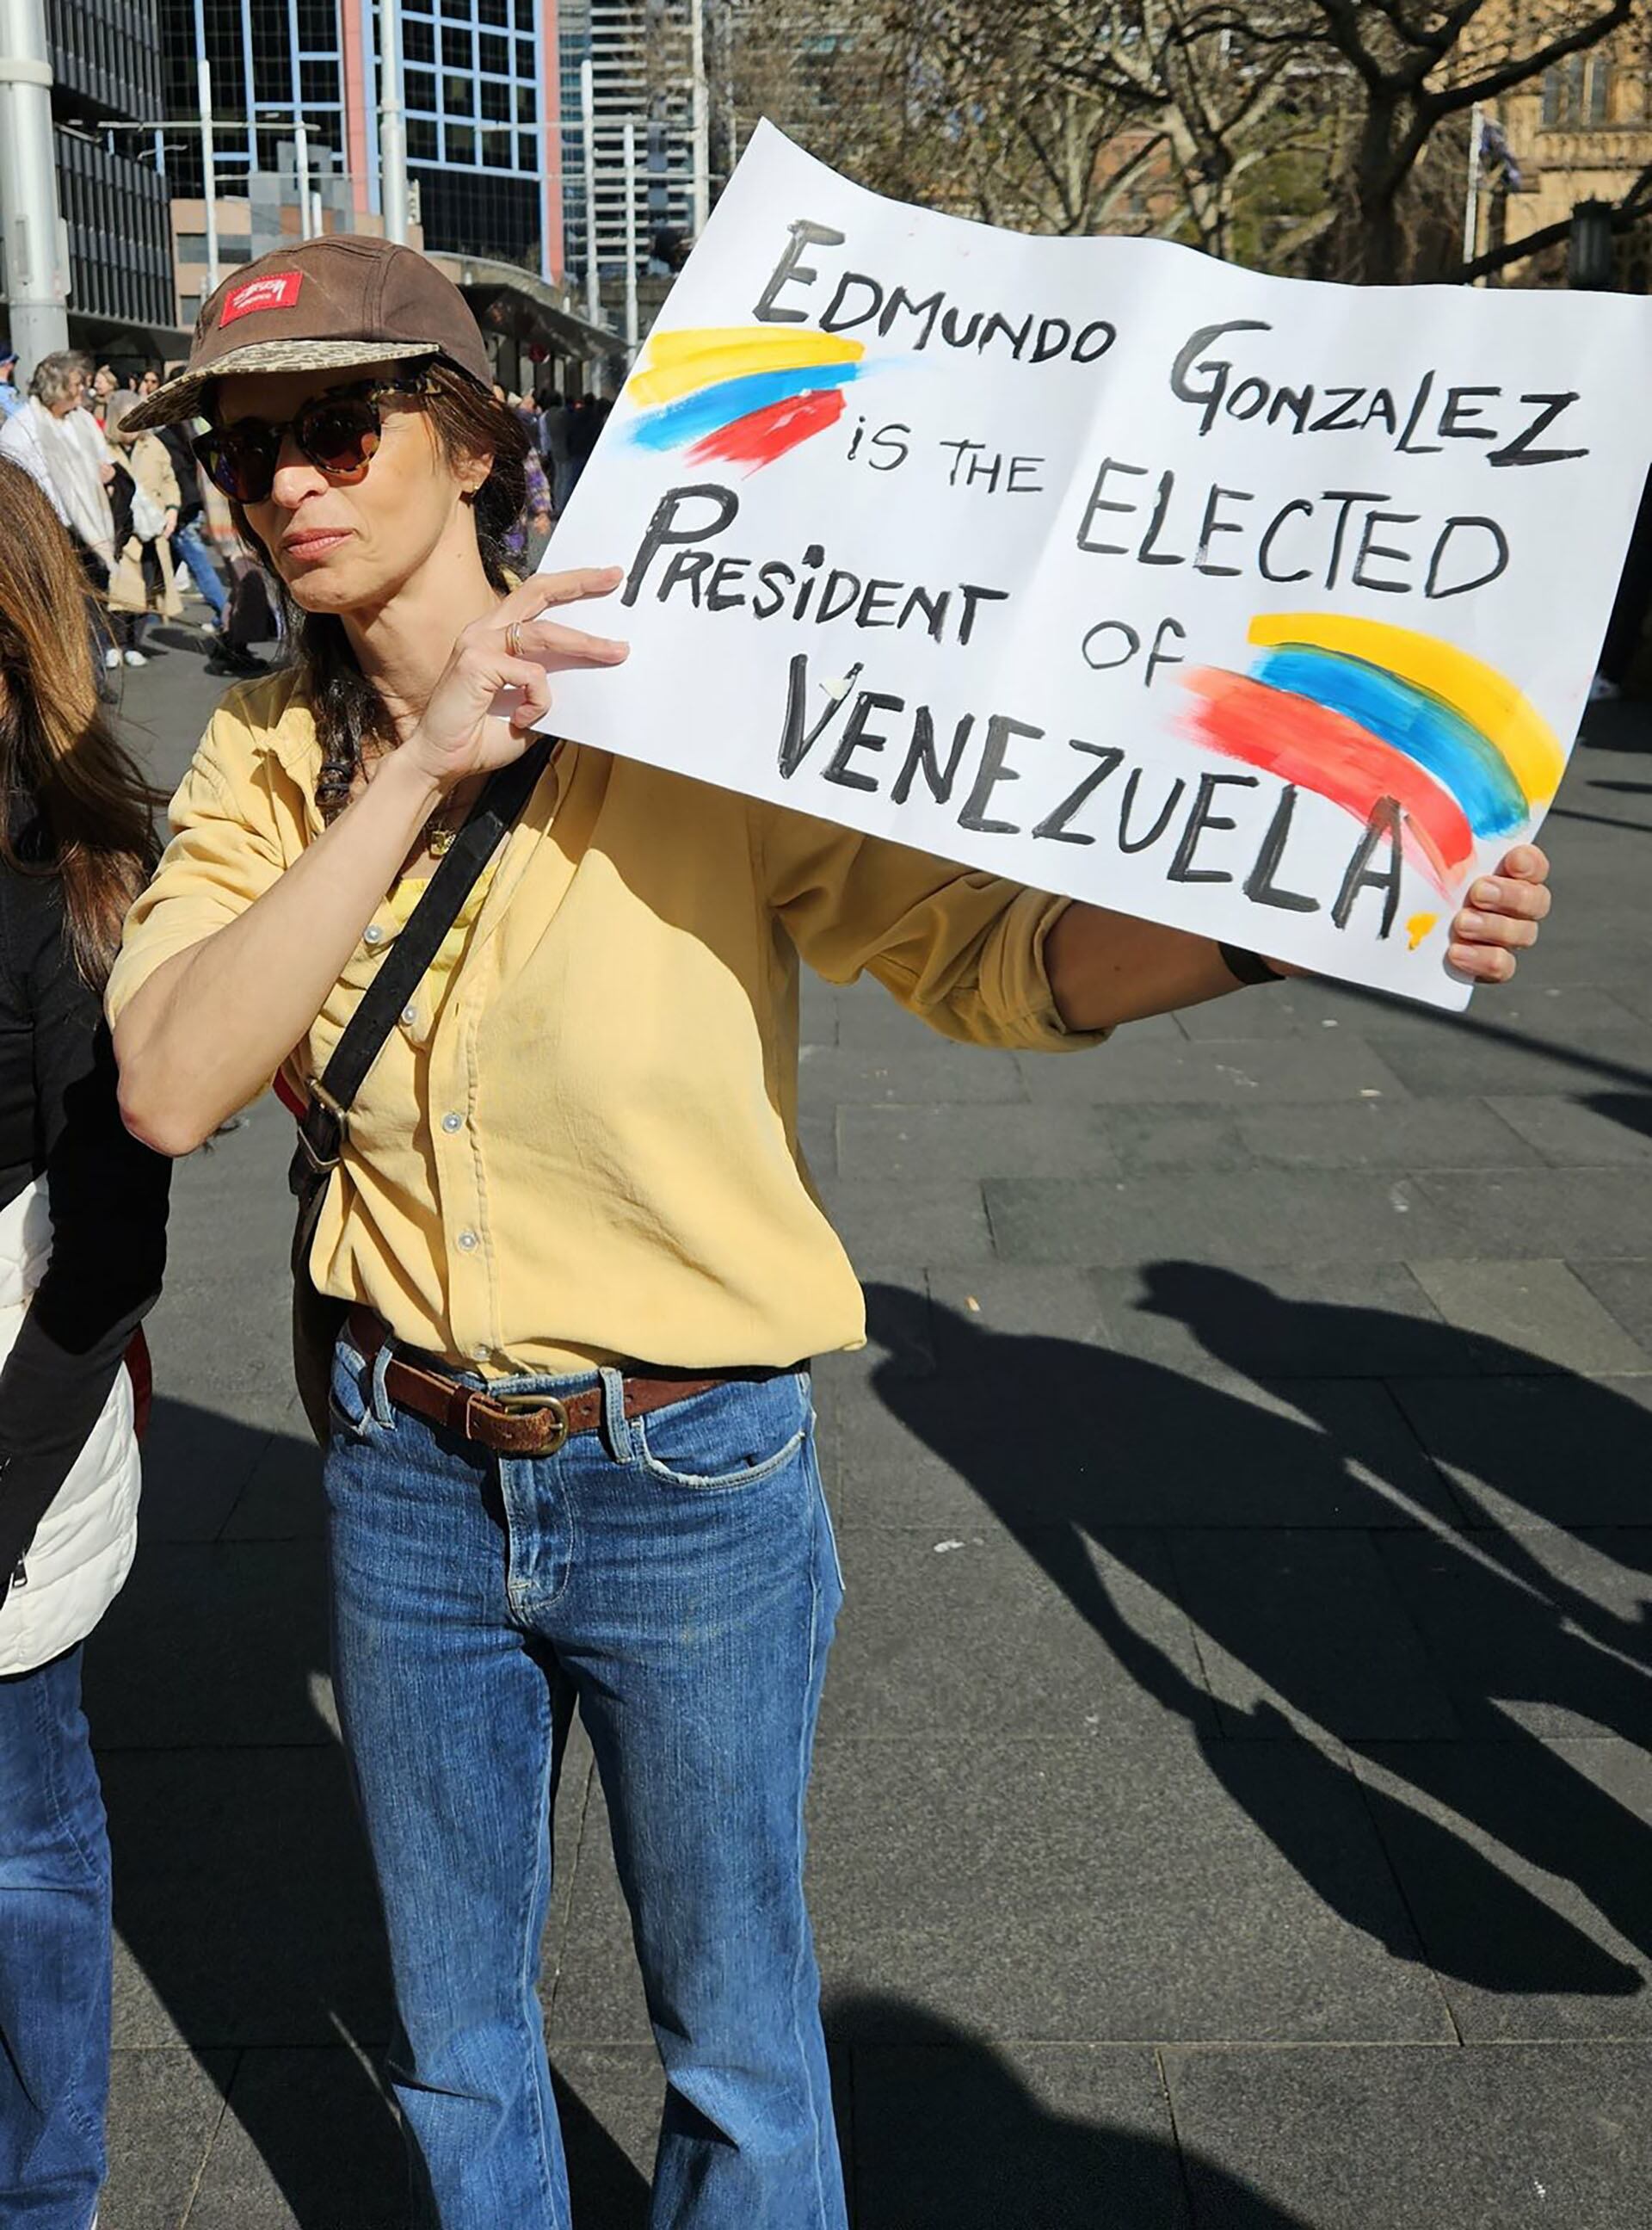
[{"left": 540, "top": 123, "right": 1652, "bottom": 1007}]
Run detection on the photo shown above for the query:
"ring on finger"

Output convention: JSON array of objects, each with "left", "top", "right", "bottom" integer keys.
[{"left": 505, "top": 620, "right": 524, "bottom": 661}]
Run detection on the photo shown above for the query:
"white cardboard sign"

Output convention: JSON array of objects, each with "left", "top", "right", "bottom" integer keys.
[{"left": 540, "top": 122, "right": 1652, "bottom": 1007}]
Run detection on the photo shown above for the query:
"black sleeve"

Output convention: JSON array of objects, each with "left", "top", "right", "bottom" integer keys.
[{"left": 0, "top": 878, "right": 171, "bottom": 1604}]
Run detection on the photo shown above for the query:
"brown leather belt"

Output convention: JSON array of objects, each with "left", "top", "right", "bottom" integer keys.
[{"left": 347, "top": 1310, "right": 769, "bottom": 1457}]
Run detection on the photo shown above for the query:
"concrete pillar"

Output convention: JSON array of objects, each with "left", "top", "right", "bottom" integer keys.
[{"left": 0, "top": 0, "right": 70, "bottom": 374}]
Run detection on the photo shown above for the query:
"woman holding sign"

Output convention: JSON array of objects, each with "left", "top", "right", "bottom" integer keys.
[{"left": 107, "top": 240, "right": 1548, "bottom": 2230}]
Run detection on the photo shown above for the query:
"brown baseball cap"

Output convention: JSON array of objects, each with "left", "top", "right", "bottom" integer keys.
[{"left": 124, "top": 235, "right": 492, "bottom": 431}]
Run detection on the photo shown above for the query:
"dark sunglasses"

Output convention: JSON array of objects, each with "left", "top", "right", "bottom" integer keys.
[{"left": 193, "top": 370, "right": 435, "bottom": 503}]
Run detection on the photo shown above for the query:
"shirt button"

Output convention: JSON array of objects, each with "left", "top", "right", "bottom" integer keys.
[
  {"left": 441, "top": 1111, "right": 463, "bottom": 1134},
  {"left": 470, "top": 1344, "right": 490, "bottom": 1362},
  {"left": 362, "top": 924, "right": 385, "bottom": 946},
  {"left": 401, "top": 1004, "right": 417, "bottom": 1027},
  {"left": 456, "top": 1228, "right": 478, "bottom": 1252}
]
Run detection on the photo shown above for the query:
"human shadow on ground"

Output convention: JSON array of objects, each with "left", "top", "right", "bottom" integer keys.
[
  {"left": 84, "top": 1396, "right": 639, "bottom": 2229},
  {"left": 826, "top": 1994, "right": 1313, "bottom": 2230},
  {"left": 864, "top": 1276, "right": 1652, "bottom": 2000}
]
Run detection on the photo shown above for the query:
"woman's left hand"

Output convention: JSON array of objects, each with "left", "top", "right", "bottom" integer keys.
[{"left": 1443, "top": 843, "right": 1552, "bottom": 983}]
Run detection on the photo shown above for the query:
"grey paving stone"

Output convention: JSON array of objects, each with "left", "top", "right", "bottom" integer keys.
[
  {"left": 1370, "top": 1032, "right": 1652, "bottom": 1102},
  {"left": 797, "top": 1043, "right": 1026, "bottom": 1107},
  {"left": 923, "top": 1265, "right": 1113, "bottom": 1356},
  {"left": 813, "top": 1177, "right": 995, "bottom": 1269},
  {"left": 851, "top": 2039, "right": 1188, "bottom": 2230},
  {"left": 1230, "top": 1098, "right": 1539, "bottom": 1171},
  {"left": 836, "top": 1101, "right": 1119, "bottom": 1181},
  {"left": 796, "top": 1107, "right": 838, "bottom": 1182},
  {"left": 553, "top": 1734, "right": 1450, "bottom": 2047},
  {"left": 1013, "top": 1037, "right": 1412, "bottom": 1107},
  {"left": 810, "top": 1274, "right": 937, "bottom": 1390},
  {"left": 1085, "top": 1262, "right": 1462, "bottom": 1381},
  {"left": 1097, "top": 1107, "right": 1254, "bottom": 1173},
  {"left": 1375, "top": 1529, "right": 1652, "bottom": 1742},
  {"left": 1389, "top": 1375, "right": 1652, "bottom": 1528},
  {"left": 817, "top": 1528, "right": 1217, "bottom": 1742},
  {"left": 1566, "top": 1257, "right": 1652, "bottom": 1352},
  {"left": 799, "top": 973, "right": 841, "bottom": 1048},
  {"left": 1172, "top": 993, "right": 1314, "bottom": 1041},
  {"left": 834, "top": 983, "right": 957, "bottom": 1051},
  {"left": 102, "top": 1748, "right": 392, "bottom": 2050},
  {"left": 831, "top": 1362, "right": 1457, "bottom": 1528},
  {"left": 1169, "top": 1531, "right": 1462, "bottom": 1740},
  {"left": 1351, "top": 1739, "right": 1652, "bottom": 2038},
  {"left": 136, "top": 1399, "right": 281, "bottom": 1541},
  {"left": 1164, "top": 2042, "right": 1652, "bottom": 2230},
  {"left": 102, "top": 2048, "right": 233, "bottom": 2230},
  {"left": 1488, "top": 1092, "right": 1652, "bottom": 1165},
  {"left": 183, "top": 2048, "right": 404, "bottom": 2230},
  {"left": 1411, "top": 1169, "right": 1652, "bottom": 1260},
  {"left": 1406, "top": 1257, "right": 1652, "bottom": 1374},
  {"left": 85, "top": 1541, "right": 336, "bottom": 1748},
  {"left": 218, "top": 1413, "right": 329, "bottom": 1540},
  {"left": 983, "top": 1171, "right": 1466, "bottom": 1269}
]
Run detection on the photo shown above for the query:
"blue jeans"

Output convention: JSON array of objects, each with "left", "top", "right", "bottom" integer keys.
[
  {"left": 0, "top": 1646, "right": 110, "bottom": 2229},
  {"left": 171, "top": 518, "right": 226, "bottom": 621},
  {"left": 325, "top": 1327, "right": 847, "bottom": 2230}
]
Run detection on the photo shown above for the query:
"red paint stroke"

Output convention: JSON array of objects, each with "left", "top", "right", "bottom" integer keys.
[
  {"left": 685, "top": 384, "right": 848, "bottom": 472},
  {"left": 1182, "top": 669, "right": 1472, "bottom": 894}
]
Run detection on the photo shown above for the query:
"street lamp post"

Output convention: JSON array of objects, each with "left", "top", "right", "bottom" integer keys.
[
  {"left": 379, "top": 0, "right": 410, "bottom": 244},
  {"left": 193, "top": 0, "right": 219, "bottom": 294},
  {"left": 623, "top": 116, "right": 638, "bottom": 354},
  {"left": 0, "top": 0, "right": 70, "bottom": 369}
]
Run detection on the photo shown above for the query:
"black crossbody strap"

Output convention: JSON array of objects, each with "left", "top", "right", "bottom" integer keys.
[{"left": 291, "top": 738, "right": 551, "bottom": 1190}]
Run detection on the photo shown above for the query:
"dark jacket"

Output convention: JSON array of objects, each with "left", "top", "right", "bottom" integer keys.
[{"left": 0, "top": 828, "right": 171, "bottom": 1605}]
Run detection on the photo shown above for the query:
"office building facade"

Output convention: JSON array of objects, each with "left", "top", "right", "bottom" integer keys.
[
  {"left": 34, "top": 0, "right": 176, "bottom": 347},
  {"left": 157, "top": 0, "right": 564, "bottom": 281}
]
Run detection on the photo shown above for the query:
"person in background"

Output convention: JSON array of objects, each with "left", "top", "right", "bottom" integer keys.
[
  {"left": 0, "top": 457, "right": 171, "bottom": 2230},
  {"left": 0, "top": 349, "right": 23, "bottom": 422},
  {"left": 154, "top": 412, "right": 262, "bottom": 676},
  {"left": 1590, "top": 466, "right": 1652, "bottom": 703},
  {"left": 563, "top": 391, "right": 599, "bottom": 501},
  {"left": 103, "top": 391, "right": 182, "bottom": 670},
  {"left": 504, "top": 399, "right": 553, "bottom": 568},
  {"left": 537, "top": 386, "right": 572, "bottom": 511},
  {"left": 135, "top": 366, "right": 160, "bottom": 401},
  {"left": 0, "top": 355, "right": 115, "bottom": 587},
  {"left": 89, "top": 365, "right": 118, "bottom": 427}
]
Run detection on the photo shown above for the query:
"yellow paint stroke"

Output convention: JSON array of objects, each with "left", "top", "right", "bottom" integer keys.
[
  {"left": 1248, "top": 613, "right": 1565, "bottom": 809},
  {"left": 625, "top": 326, "right": 865, "bottom": 410},
  {"left": 1406, "top": 911, "right": 1439, "bottom": 951}
]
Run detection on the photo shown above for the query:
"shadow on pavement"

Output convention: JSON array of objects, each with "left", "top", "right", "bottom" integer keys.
[
  {"left": 88, "top": 1397, "right": 640, "bottom": 2228},
  {"left": 866, "top": 1275, "right": 1652, "bottom": 2000},
  {"left": 827, "top": 1995, "right": 1312, "bottom": 2230}
]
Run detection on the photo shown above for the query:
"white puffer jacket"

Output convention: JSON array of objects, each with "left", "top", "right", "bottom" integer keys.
[{"left": 0, "top": 1176, "right": 140, "bottom": 1676}]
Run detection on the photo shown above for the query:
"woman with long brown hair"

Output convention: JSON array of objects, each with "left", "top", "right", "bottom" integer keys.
[
  {"left": 108, "top": 241, "right": 1549, "bottom": 2230},
  {"left": 0, "top": 460, "right": 171, "bottom": 2229}
]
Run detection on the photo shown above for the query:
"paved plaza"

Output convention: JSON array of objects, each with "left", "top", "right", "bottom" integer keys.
[{"left": 91, "top": 611, "right": 1652, "bottom": 2227}]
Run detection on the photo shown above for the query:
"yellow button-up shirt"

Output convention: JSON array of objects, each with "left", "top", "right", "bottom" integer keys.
[{"left": 109, "top": 670, "right": 1101, "bottom": 1374}]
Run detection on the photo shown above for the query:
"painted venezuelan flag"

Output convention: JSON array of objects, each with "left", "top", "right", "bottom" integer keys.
[
  {"left": 621, "top": 326, "right": 869, "bottom": 470},
  {"left": 1181, "top": 614, "right": 1564, "bottom": 896}
]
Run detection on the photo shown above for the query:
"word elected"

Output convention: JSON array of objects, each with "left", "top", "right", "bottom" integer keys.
[
  {"left": 1076, "top": 461, "right": 1508, "bottom": 602},
  {"left": 621, "top": 483, "right": 1012, "bottom": 646},
  {"left": 776, "top": 653, "right": 1416, "bottom": 939},
  {"left": 1171, "top": 320, "right": 1587, "bottom": 469}
]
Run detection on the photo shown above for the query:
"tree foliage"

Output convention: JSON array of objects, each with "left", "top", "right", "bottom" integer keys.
[{"left": 722, "top": 0, "right": 1648, "bottom": 283}]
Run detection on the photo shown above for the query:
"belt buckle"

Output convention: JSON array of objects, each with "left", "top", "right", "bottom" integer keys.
[{"left": 490, "top": 1389, "right": 570, "bottom": 1455}]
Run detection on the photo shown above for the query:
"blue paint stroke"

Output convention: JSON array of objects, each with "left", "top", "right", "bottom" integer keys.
[
  {"left": 1254, "top": 645, "right": 1529, "bottom": 835},
  {"left": 626, "top": 361, "right": 865, "bottom": 452}
]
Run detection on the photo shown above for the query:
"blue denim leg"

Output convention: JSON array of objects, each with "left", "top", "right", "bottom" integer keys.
[
  {"left": 0, "top": 1646, "right": 111, "bottom": 2230},
  {"left": 324, "top": 1333, "right": 847, "bottom": 2230},
  {"left": 171, "top": 521, "right": 226, "bottom": 621},
  {"left": 324, "top": 1333, "right": 570, "bottom": 2230}
]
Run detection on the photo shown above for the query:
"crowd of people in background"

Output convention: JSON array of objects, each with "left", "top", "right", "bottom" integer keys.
[
  {"left": 0, "top": 347, "right": 269, "bottom": 687},
  {"left": 0, "top": 343, "right": 619, "bottom": 681}
]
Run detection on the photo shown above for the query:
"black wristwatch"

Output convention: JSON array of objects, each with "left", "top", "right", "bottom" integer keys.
[{"left": 1217, "top": 942, "right": 1285, "bottom": 987}]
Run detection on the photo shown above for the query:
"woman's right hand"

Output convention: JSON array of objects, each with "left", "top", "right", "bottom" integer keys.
[{"left": 402, "top": 566, "right": 629, "bottom": 789}]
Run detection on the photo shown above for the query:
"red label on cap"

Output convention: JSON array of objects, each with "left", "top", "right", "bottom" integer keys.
[{"left": 220, "top": 272, "right": 305, "bottom": 325}]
